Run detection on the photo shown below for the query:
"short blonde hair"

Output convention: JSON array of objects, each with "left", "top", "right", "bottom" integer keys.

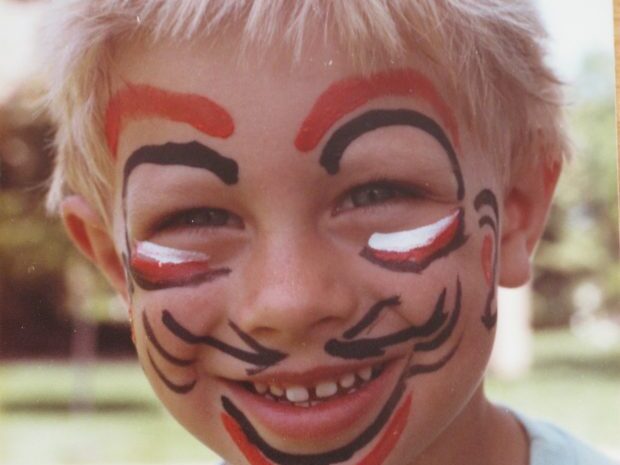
[{"left": 42, "top": 0, "right": 568, "bottom": 223}]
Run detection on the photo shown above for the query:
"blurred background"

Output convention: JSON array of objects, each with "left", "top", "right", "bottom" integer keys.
[{"left": 0, "top": 0, "right": 618, "bottom": 463}]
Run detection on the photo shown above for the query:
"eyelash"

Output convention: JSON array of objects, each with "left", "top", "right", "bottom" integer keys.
[
  {"left": 154, "top": 207, "right": 243, "bottom": 233},
  {"left": 335, "top": 178, "right": 426, "bottom": 214}
]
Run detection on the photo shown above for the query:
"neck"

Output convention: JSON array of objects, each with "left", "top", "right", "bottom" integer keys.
[{"left": 410, "top": 386, "right": 529, "bottom": 465}]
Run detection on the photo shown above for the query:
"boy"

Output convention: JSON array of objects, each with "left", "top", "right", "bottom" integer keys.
[{"left": 42, "top": 1, "right": 615, "bottom": 464}]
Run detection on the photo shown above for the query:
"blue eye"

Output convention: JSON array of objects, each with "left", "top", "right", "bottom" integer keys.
[{"left": 158, "top": 208, "right": 242, "bottom": 230}]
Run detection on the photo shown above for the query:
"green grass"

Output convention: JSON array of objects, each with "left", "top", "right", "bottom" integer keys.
[
  {"left": 1, "top": 329, "right": 618, "bottom": 464},
  {"left": 486, "top": 329, "right": 620, "bottom": 451}
]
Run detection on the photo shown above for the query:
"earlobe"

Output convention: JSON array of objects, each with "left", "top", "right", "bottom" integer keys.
[
  {"left": 61, "top": 195, "right": 128, "bottom": 300},
  {"left": 498, "top": 159, "right": 561, "bottom": 288}
]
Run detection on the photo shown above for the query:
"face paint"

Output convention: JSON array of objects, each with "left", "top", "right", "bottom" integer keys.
[
  {"left": 122, "top": 141, "right": 239, "bottom": 292},
  {"left": 474, "top": 189, "right": 500, "bottom": 330},
  {"left": 105, "top": 84, "right": 234, "bottom": 157},
  {"left": 161, "top": 311, "right": 287, "bottom": 374},
  {"left": 295, "top": 69, "right": 460, "bottom": 153},
  {"left": 221, "top": 394, "right": 412, "bottom": 465},
  {"left": 147, "top": 350, "right": 197, "bottom": 394},
  {"left": 220, "top": 278, "right": 462, "bottom": 465},
  {"left": 481, "top": 234, "right": 494, "bottom": 285},
  {"left": 129, "top": 241, "right": 223, "bottom": 290},
  {"left": 361, "top": 208, "right": 467, "bottom": 273},
  {"left": 318, "top": 109, "right": 464, "bottom": 201}
]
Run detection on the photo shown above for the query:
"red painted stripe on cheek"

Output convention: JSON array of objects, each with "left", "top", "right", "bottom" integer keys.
[
  {"left": 130, "top": 255, "right": 212, "bottom": 281},
  {"left": 295, "top": 69, "right": 460, "bottom": 153},
  {"left": 355, "top": 393, "right": 411, "bottom": 465},
  {"left": 105, "top": 84, "right": 234, "bottom": 157},
  {"left": 130, "top": 252, "right": 212, "bottom": 286},
  {"left": 369, "top": 211, "right": 461, "bottom": 264},
  {"left": 221, "top": 394, "right": 412, "bottom": 465},
  {"left": 222, "top": 413, "right": 273, "bottom": 465},
  {"left": 481, "top": 234, "right": 494, "bottom": 285}
]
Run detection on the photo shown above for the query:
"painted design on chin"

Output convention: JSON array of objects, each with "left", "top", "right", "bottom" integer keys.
[
  {"left": 474, "top": 189, "right": 499, "bottom": 330},
  {"left": 221, "top": 278, "right": 463, "bottom": 465},
  {"left": 319, "top": 108, "right": 464, "bottom": 201},
  {"left": 361, "top": 208, "right": 467, "bottom": 273},
  {"left": 129, "top": 241, "right": 231, "bottom": 291}
]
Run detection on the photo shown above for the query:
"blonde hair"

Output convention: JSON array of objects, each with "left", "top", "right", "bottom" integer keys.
[{"left": 42, "top": 0, "right": 568, "bottom": 222}]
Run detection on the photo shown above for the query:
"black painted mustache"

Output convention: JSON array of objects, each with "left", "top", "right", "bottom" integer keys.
[
  {"left": 325, "top": 278, "right": 461, "bottom": 360},
  {"left": 161, "top": 310, "right": 288, "bottom": 372}
]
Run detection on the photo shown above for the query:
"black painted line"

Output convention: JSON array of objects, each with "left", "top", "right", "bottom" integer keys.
[
  {"left": 320, "top": 109, "right": 464, "bottom": 201},
  {"left": 414, "top": 277, "right": 461, "bottom": 352},
  {"left": 407, "top": 334, "right": 463, "bottom": 378},
  {"left": 221, "top": 370, "right": 408, "bottom": 465},
  {"left": 147, "top": 350, "right": 196, "bottom": 394},
  {"left": 342, "top": 296, "right": 401, "bottom": 340},
  {"left": 142, "top": 312, "right": 195, "bottom": 367},
  {"left": 161, "top": 311, "right": 287, "bottom": 368},
  {"left": 324, "top": 288, "right": 448, "bottom": 360},
  {"left": 474, "top": 188, "right": 499, "bottom": 219}
]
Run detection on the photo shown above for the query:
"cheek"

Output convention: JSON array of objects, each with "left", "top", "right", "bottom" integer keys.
[{"left": 481, "top": 234, "right": 493, "bottom": 285}]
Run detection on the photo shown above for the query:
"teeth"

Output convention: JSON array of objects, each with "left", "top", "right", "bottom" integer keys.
[
  {"left": 270, "top": 385, "right": 284, "bottom": 397},
  {"left": 315, "top": 381, "right": 338, "bottom": 398},
  {"left": 339, "top": 373, "right": 356, "bottom": 389},
  {"left": 286, "top": 386, "right": 310, "bottom": 402},
  {"left": 249, "top": 363, "right": 383, "bottom": 404},
  {"left": 358, "top": 367, "right": 372, "bottom": 381},
  {"left": 254, "top": 382, "right": 268, "bottom": 394}
]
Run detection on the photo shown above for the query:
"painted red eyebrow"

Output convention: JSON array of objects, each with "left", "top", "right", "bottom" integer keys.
[
  {"left": 105, "top": 84, "right": 235, "bottom": 158},
  {"left": 294, "top": 69, "right": 460, "bottom": 153}
]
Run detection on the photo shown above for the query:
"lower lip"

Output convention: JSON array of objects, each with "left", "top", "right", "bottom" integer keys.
[{"left": 224, "top": 360, "right": 403, "bottom": 441}]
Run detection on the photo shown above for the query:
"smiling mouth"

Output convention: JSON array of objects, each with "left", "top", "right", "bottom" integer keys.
[{"left": 237, "top": 362, "right": 387, "bottom": 408}]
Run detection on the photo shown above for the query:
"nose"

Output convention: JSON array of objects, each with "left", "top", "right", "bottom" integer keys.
[{"left": 233, "top": 227, "right": 358, "bottom": 347}]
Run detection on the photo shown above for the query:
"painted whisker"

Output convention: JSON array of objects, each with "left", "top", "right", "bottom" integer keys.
[
  {"left": 161, "top": 310, "right": 287, "bottom": 373},
  {"left": 143, "top": 311, "right": 194, "bottom": 367},
  {"left": 147, "top": 350, "right": 197, "bottom": 395}
]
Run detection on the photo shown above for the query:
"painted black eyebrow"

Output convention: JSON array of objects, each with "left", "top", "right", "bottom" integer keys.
[
  {"left": 319, "top": 108, "right": 465, "bottom": 201},
  {"left": 122, "top": 140, "right": 239, "bottom": 197}
]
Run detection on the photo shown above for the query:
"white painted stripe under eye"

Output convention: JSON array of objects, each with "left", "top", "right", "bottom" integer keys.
[
  {"left": 135, "top": 241, "right": 209, "bottom": 264},
  {"left": 368, "top": 210, "right": 459, "bottom": 252}
]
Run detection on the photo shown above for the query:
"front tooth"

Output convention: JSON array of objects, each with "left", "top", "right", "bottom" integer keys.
[
  {"left": 315, "top": 381, "right": 338, "bottom": 398},
  {"left": 286, "top": 386, "right": 310, "bottom": 402},
  {"left": 339, "top": 373, "right": 356, "bottom": 389},
  {"left": 270, "top": 385, "right": 284, "bottom": 397},
  {"left": 358, "top": 367, "right": 372, "bottom": 381},
  {"left": 254, "top": 382, "right": 268, "bottom": 394}
]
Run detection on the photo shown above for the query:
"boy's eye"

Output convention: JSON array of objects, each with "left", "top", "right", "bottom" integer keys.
[
  {"left": 340, "top": 181, "right": 422, "bottom": 212},
  {"left": 157, "top": 208, "right": 243, "bottom": 231},
  {"left": 350, "top": 184, "right": 399, "bottom": 207}
]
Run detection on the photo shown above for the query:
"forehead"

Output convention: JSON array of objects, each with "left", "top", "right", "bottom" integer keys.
[{"left": 109, "top": 36, "right": 458, "bottom": 155}]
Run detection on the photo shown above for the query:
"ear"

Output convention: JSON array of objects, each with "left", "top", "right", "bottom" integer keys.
[
  {"left": 498, "top": 159, "right": 561, "bottom": 287},
  {"left": 61, "top": 195, "right": 129, "bottom": 301}
]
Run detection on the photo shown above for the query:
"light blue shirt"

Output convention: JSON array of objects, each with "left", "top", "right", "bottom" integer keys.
[{"left": 516, "top": 412, "right": 618, "bottom": 465}]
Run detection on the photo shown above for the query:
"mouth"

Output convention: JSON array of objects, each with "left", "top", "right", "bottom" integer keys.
[
  {"left": 237, "top": 362, "right": 386, "bottom": 408},
  {"left": 223, "top": 358, "right": 403, "bottom": 444}
]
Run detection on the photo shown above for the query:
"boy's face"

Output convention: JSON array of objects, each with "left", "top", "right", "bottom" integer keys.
[{"left": 109, "top": 38, "right": 502, "bottom": 465}]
